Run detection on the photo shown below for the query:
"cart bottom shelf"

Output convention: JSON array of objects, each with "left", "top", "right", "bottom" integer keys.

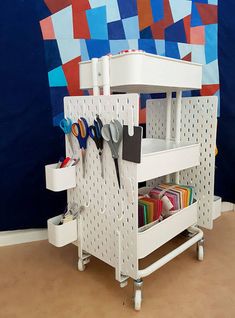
[{"left": 137, "top": 201, "right": 198, "bottom": 259}]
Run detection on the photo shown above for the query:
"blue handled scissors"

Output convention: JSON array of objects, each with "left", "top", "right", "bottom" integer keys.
[
  {"left": 89, "top": 115, "right": 104, "bottom": 178},
  {"left": 59, "top": 117, "right": 74, "bottom": 153},
  {"left": 71, "top": 117, "right": 89, "bottom": 177}
]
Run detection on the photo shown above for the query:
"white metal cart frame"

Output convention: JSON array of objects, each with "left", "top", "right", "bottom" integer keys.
[{"left": 47, "top": 52, "right": 217, "bottom": 311}]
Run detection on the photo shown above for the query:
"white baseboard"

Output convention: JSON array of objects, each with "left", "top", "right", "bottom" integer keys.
[
  {"left": 0, "top": 229, "right": 48, "bottom": 247},
  {"left": 221, "top": 202, "right": 235, "bottom": 213}
]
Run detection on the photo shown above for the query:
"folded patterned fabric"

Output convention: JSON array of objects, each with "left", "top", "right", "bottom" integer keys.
[{"left": 138, "top": 184, "right": 194, "bottom": 228}]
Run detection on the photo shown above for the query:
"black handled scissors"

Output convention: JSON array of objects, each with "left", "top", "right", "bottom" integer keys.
[{"left": 89, "top": 115, "right": 104, "bottom": 178}]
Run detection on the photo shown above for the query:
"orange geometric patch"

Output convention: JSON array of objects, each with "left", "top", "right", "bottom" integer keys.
[
  {"left": 137, "top": 0, "right": 153, "bottom": 30},
  {"left": 190, "top": 26, "right": 205, "bottom": 45},
  {"left": 40, "top": 16, "right": 55, "bottom": 40}
]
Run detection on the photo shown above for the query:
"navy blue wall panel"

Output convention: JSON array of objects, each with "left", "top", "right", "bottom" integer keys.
[
  {"left": 215, "top": 0, "right": 235, "bottom": 202},
  {"left": 0, "top": 0, "right": 234, "bottom": 231},
  {"left": 0, "top": 1, "right": 66, "bottom": 230}
]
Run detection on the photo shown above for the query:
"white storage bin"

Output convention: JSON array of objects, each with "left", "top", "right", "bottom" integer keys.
[
  {"left": 137, "top": 138, "right": 200, "bottom": 182},
  {"left": 45, "top": 163, "right": 76, "bottom": 192},
  {"left": 80, "top": 52, "right": 202, "bottom": 93},
  {"left": 47, "top": 214, "right": 78, "bottom": 247},
  {"left": 138, "top": 201, "right": 198, "bottom": 259}
]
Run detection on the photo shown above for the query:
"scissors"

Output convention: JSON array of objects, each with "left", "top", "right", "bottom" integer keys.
[
  {"left": 59, "top": 117, "right": 74, "bottom": 154},
  {"left": 101, "top": 119, "right": 123, "bottom": 188},
  {"left": 89, "top": 115, "right": 104, "bottom": 178},
  {"left": 71, "top": 117, "right": 89, "bottom": 177}
]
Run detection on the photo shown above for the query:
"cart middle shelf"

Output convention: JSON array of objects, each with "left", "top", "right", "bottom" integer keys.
[{"left": 137, "top": 138, "right": 200, "bottom": 182}]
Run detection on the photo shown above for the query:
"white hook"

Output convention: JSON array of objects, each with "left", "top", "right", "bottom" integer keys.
[
  {"left": 82, "top": 190, "right": 91, "bottom": 208},
  {"left": 125, "top": 177, "right": 135, "bottom": 204},
  {"left": 117, "top": 200, "right": 124, "bottom": 222},
  {"left": 127, "top": 107, "right": 134, "bottom": 136},
  {"left": 99, "top": 192, "right": 106, "bottom": 215}
]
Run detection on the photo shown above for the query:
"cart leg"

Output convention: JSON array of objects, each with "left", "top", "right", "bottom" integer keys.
[
  {"left": 133, "top": 279, "right": 143, "bottom": 311},
  {"left": 78, "top": 252, "right": 91, "bottom": 271},
  {"left": 197, "top": 237, "right": 204, "bottom": 261}
]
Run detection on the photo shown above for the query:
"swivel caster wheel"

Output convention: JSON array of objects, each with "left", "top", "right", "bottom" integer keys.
[
  {"left": 78, "top": 259, "right": 86, "bottom": 271},
  {"left": 197, "top": 239, "right": 204, "bottom": 261},
  {"left": 133, "top": 279, "right": 143, "bottom": 311},
  {"left": 197, "top": 245, "right": 204, "bottom": 261},
  {"left": 120, "top": 280, "right": 128, "bottom": 288},
  {"left": 134, "top": 290, "right": 142, "bottom": 311}
]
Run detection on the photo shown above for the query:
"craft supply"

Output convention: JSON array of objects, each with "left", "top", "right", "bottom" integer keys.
[
  {"left": 139, "top": 197, "right": 162, "bottom": 221},
  {"left": 101, "top": 119, "right": 123, "bottom": 188},
  {"left": 138, "top": 204, "right": 145, "bottom": 227},
  {"left": 150, "top": 183, "right": 194, "bottom": 211},
  {"left": 139, "top": 199, "right": 154, "bottom": 223},
  {"left": 59, "top": 203, "right": 78, "bottom": 225},
  {"left": 89, "top": 115, "right": 104, "bottom": 177},
  {"left": 65, "top": 158, "right": 77, "bottom": 167},
  {"left": 138, "top": 202, "right": 148, "bottom": 226},
  {"left": 138, "top": 183, "right": 194, "bottom": 228},
  {"left": 72, "top": 117, "right": 89, "bottom": 177},
  {"left": 56, "top": 157, "right": 64, "bottom": 169},
  {"left": 122, "top": 125, "right": 143, "bottom": 163},
  {"left": 60, "top": 157, "right": 71, "bottom": 168}
]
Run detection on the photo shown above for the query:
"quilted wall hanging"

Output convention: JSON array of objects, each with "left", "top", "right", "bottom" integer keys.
[{"left": 39, "top": 0, "right": 219, "bottom": 125}]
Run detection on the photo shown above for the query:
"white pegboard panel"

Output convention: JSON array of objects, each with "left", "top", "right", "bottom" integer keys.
[
  {"left": 64, "top": 94, "right": 139, "bottom": 279},
  {"left": 146, "top": 96, "right": 218, "bottom": 229}
]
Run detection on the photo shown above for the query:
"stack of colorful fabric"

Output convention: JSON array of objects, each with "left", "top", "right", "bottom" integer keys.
[
  {"left": 138, "top": 196, "right": 162, "bottom": 228},
  {"left": 138, "top": 184, "right": 194, "bottom": 229}
]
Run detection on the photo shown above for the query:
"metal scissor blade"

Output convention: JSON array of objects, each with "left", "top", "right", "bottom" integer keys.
[
  {"left": 107, "top": 139, "right": 119, "bottom": 159},
  {"left": 114, "top": 158, "right": 121, "bottom": 188},
  {"left": 99, "top": 151, "right": 104, "bottom": 178},
  {"left": 81, "top": 148, "right": 86, "bottom": 178}
]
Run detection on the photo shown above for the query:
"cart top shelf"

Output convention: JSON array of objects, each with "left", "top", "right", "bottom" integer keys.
[{"left": 79, "top": 51, "right": 202, "bottom": 94}]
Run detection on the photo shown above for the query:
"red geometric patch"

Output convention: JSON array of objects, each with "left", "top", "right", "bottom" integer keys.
[
  {"left": 182, "top": 52, "right": 192, "bottom": 62},
  {"left": 44, "top": 0, "right": 72, "bottom": 14},
  {"left": 62, "top": 56, "right": 83, "bottom": 96},
  {"left": 183, "top": 15, "right": 191, "bottom": 44},
  {"left": 151, "top": 0, "right": 174, "bottom": 39},
  {"left": 72, "top": 0, "right": 91, "bottom": 39},
  {"left": 139, "top": 108, "right": 146, "bottom": 125},
  {"left": 151, "top": 19, "right": 165, "bottom": 39},
  {"left": 200, "top": 84, "right": 220, "bottom": 96},
  {"left": 196, "top": 4, "right": 217, "bottom": 25}
]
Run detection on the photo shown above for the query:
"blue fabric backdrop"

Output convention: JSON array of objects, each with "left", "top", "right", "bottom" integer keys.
[
  {"left": 0, "top": 1, "right": 234, "bottom": 231},
  {"left": 0, "top": 1, "right": 66, "bottom": 230},
  {"left": 215, "top": 1, "right": 235, "bottom": 203}
]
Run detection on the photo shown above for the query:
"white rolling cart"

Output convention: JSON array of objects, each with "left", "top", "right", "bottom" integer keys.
[{"left": 46, "top": 52, "right": 218, "bottom": 311}]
